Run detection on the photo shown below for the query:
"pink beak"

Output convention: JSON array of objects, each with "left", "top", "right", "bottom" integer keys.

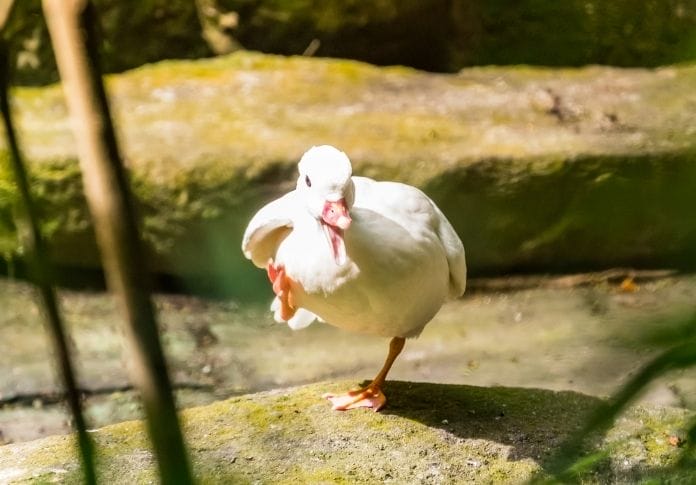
[{"left": 321, "top": 199, "right": 351, "bottom": 229}]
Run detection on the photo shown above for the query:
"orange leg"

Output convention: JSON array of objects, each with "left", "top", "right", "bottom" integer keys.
[
  {"left": 266, "top": 261, "right": 296, "bottom": 320},
  {"left": 323, "top": 336, "right": 405, "bottom": 411}
]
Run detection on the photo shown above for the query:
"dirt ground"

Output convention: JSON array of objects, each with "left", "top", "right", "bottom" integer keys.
[{"left": 1, "top": 269, "right": 695, "bottom": 445}]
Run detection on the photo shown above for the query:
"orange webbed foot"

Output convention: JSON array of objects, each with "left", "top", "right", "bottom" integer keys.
[
  {"left": 266, "top": 260, "right": 296, "bottom": 321},
  {"left": 322, "top": 386, "right": 387, "bottom": 412},
  {"left": 322, "top": 338, "right": 404, "bottom": 412}
]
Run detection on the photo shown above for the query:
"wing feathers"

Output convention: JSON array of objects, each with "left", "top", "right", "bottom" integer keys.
[
  {"left": 430, "top": 200, "right": 467, "bottom": 298},
  {"left": 353, "top": 177, "right": 466, "bottom": 298},
  {"left": 242, "top": 191, "right": 296, "bottom": 268}
]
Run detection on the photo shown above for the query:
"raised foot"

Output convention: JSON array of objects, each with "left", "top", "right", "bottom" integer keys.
[
  {"left": 266, "top": 260, "right": 296, "bottom": 321},
  {"left": 322, "top": 387, "right": 386, "bottom": 411}
]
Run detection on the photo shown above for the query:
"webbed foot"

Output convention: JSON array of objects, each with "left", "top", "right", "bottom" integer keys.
[
  {"left": 266, "top": 261, "right": 296, "bottom": 320},
  {"left": 322, "top": 386, "right": 387, "bottom": 411}
]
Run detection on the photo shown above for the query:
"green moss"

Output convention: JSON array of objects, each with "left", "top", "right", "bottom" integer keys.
[
  {"left": 6, "top": 0, "right": 696, "bottom": 87},
  {"left": 285, "top": 467, "right": 353, "bottom": 484},
  {"left": 0, "top": 381, "right": 693, "bottom": 483},
  {"left": 2, "top": 54, "right": 696, "bottom": 290},
  {"left": 452, "top": 0, "right": 696, "bottom": 69},
  {"left": 95, "top": 420, "right": 148, "bottom": 450},
  {"left": 4, "top": 0, "right": 212, "bottom": 86},
  {"left": 18, "top": 436, "right": 75, "bottom": 467}
]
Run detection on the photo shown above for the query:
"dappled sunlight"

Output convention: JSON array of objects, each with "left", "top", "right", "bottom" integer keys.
[
  {"left": 2, "top": 273, "right": 695, "bottom": 444},
  {"left": 1, "top": 0, "right": 695, "bottom": 482}
]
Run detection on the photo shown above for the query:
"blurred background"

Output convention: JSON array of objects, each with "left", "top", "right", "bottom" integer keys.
[
  {"left": 1, "top": 0, "right": 695, "bottom": 473},
  {"left": 6, "top": 0, "right": 696, "bottom": 85}
]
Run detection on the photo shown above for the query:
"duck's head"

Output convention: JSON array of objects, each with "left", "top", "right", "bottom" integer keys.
[{"left": 297, "top": 145, "right": 355, "bottom": 265}]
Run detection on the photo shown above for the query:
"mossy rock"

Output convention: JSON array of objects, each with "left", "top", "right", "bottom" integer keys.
[
  {"left": 5, "top": 1, "right": 696, "bottom": 86},
  {"left": 221, "top": 0, "right": 696, "bottom": 70},
  {"left": 3, "top": 0, "right": 212, "bottom": 86},
  {"left": 0, "top": 381, "right": 693, "bottom": 483},
  {"left": 1, "top": 52, "right": 696, "bottom": 297}
]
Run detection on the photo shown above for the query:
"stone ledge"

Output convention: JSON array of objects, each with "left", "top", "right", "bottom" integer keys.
[
  {"left": 0, "top": 381, "right": 692, "bottom": 483},
  {"left": 1, "top": 53, "right": 695, "bottom": 296}
]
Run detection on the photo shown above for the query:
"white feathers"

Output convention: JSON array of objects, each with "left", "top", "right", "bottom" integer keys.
[
  {"left": 270, "top": 297, "right": 317, "bottom": 329},
  {"left": 298, "top": 145, "right": 352, "bottom": 186},
  {"left": 242, "top": 145, "right": 467, "bottom": 336},
  {"left": 242, "top": 191, "right": 295, "bottom": 268}
]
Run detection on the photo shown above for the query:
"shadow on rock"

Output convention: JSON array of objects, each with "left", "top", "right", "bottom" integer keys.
[
  {"left": 2, "top": 379, "right": 689, "bottom": 483},
  {"left": 380, "top": 381, "right": 602, "bottom": 466}
]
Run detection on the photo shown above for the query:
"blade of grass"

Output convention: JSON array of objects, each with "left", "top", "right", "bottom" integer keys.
[
  {"left": 0, "top": 4, "right": 96, "bottom": 483},
  {"left": 540, "top": 336, "right": 696, "bottom": 482},
  {"left": 675, "top": 414, "right": 696, "bottom": 469},
  {"left": 41, "top": 0, "right": 194, "bottom": 482}
]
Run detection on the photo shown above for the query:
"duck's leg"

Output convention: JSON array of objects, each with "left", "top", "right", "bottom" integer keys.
[
  {"left": 323, "top": 336, "right": 405, "bottom": 411},
  {"left": 266, "top": 261, "right": 296, "bottom": 320}
]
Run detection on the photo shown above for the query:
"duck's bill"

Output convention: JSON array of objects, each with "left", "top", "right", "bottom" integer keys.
[{"left": 321, "top": 199, "right": 351, "bottom": 229}]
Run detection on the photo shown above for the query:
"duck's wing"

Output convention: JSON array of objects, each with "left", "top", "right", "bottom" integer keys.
[
  {"left": 428, "top": 199, "right": 467, "bottom": 298},
  {"left": 243, "top": 191, "right": 321, "bottom": 329},
  {"left": 242, "top": 191, "right": 296, "bottom": 268},
  {"left": 352, "top": 176, "right": 466, "bottom": 298}
]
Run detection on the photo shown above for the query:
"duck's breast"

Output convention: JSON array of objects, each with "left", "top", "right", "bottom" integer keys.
[
  {"left": 277, "top": 178, "right": 455, "bottom": 338},
  {"left": 290, "top": 204, "right": 449, "bottom": 338},
  {"left": 275, "top": 214, "right": 360, "bottom": 295}
]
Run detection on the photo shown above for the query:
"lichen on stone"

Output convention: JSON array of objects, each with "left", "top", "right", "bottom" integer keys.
[{"left": 0, "top": 381, "right": 692, "bottom": 483}]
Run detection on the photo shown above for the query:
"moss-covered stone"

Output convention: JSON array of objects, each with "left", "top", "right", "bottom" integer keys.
[
  {"left": 5, "top": 1, "right": 696, "bottom": 86},
  {"left": 221, "top": 0, "right": 696, "bottom": 70},
  {"left": 3, "top": 0, "right": 212, "bottom": 86},
  {"left": 0, "top": 381, "right": 693, "bottom": 483},
  {"left": 1, "top": 53, "right": 696, "bottom": 295}
]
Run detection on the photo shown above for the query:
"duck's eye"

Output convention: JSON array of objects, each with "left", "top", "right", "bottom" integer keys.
[{"left": 305, "top": 175, "right": 312, "bottom": 187}]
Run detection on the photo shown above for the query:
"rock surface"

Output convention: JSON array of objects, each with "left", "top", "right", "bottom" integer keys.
[
  {"left": 0, "top": 381, "right": 693, "bottom": 483},
  {"left": 1, "top": 272, "right": 695, "bottom": 445},
  {"left": 217, "top": 0, "right": 696, "bottom": 71},
  {"left": 2, "top": 53, "right": 696, "bottom": 296},
  {"left": 4, "top": 0, "right": 210, "bottom": 86},
  {"left": 6, "top": 1, "right": 696, "bottom": 85}
]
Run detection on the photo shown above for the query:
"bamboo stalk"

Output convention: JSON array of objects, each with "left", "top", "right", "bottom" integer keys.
[
  {"left": 0, "top": 3, "right": 97, "bottom": 484},
  {"left": 42, "top": 0, "right": 193, "bottom": 482}
]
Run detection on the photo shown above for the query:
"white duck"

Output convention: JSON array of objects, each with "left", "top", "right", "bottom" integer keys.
[{"left": 242, "top": 145, "right": 466, "bottom": 411}]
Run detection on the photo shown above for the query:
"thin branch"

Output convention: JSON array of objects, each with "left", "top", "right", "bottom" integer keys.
[
  {"left": 0, "top": 3, "right": 96, "bottom": 482},
  {"left": 42, "top": 0, "right": 193, "bottom": 482}
]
